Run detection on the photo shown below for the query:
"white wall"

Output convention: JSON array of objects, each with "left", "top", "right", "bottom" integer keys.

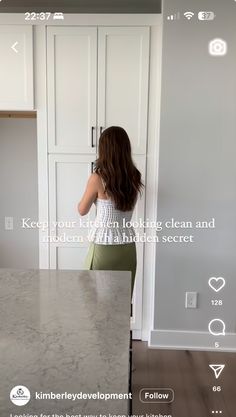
[
  {"left": 151, "top": 0, "right": 236, "bottom": 351},
  {"left": 0, "top": 118, "right": 39, "bottom": 268}
]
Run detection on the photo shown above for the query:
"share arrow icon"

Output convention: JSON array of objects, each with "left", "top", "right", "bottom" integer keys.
[{"left": 209, "top": 364, "right": 225, "bottom": 379}]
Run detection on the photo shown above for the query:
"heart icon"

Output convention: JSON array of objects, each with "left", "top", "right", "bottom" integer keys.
[{"left": 208, "top": 277, "right": 226, "bottom": 293}]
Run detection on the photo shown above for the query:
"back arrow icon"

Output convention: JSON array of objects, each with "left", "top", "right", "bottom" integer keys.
[{"left": 11, "top": 41, "right": 18, "bottom": 53}]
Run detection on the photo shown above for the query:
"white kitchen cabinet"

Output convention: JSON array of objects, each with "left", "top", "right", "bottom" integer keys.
[
  {"left": 48, "top": 154, "right": 96, "bottom": 269},
  {"left": 46, "top": 25, "right": 150, "bottom": 335},
  {"left": 47, "top": 27, "right": 97, "bottom": 154},
  {"left": 0, "top": 25, "right": 34, "bottom": 110},
  {"left": 47, "top": 25, "right": 149, "bottom": 154},
  {"left": 98, "top": 27, "right": 150, "bottom": 154}
]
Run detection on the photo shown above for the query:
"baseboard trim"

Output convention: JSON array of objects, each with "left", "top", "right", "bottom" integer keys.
[
  {"left": 149, "top": 329, "right": 236, "bottom": 352},
  {"left": 132, "top": 329, "right": 142, "bottom": 340}
]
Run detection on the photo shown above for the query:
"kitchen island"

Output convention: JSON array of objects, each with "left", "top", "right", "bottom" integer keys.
[{"left": 0, "top": 269, "right": 132, "bottom": 416}]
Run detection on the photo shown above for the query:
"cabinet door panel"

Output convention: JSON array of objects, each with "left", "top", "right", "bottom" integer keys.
[
  {"left": 49, "top": 154, "right": 96, "bottom": 269},
  {"left": 98, "top": 27, "right": 150, "bottom": 154},
  {"left": 0, "top": 25, "right": 33, "bottom": 110},
  {"left": 56, "top": 247, "right": 88, "bottom": 270},
  {"left": 47, "top": 27, "right": 97, "bottom": 153}
]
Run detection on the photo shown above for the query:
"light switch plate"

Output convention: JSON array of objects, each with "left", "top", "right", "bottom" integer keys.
[
  {"left": 185, "top": 291, "right": 198, "bottom": 309},
  {"left": 5, "top": 217, "right": 14, "bottom": 230}
]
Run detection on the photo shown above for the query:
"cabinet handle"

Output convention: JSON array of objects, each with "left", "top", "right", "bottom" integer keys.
[
  {"left": 91, "top": 126, "right": 95, "bottom": 148},
  {"left": 100, "top": 126, "right": 104, "bottom": 136},
  {"left": 91, "top": 161, "right": 94, "bottom": 173}
]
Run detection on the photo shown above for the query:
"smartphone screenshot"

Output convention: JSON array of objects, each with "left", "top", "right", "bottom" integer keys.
[{"left": 0, "top": 1, "right": 235, "bottom": 417}]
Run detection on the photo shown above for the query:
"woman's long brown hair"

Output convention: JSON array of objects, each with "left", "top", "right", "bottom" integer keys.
[{"left": 94, "top": 126, "right": 144, "bottom": 211}]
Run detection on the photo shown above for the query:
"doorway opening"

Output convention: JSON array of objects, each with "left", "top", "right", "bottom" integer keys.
[{"left": 0, "top": 111, "right": 39, "bottom": 268}]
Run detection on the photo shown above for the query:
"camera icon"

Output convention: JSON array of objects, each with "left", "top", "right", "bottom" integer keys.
[{"left": 209, "top": 38, "right": 227, "bottom": 56}]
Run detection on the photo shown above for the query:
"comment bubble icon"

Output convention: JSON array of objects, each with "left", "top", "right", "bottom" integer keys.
[{"left": 208, "top": 319, "right": 226, "bottom": 336}]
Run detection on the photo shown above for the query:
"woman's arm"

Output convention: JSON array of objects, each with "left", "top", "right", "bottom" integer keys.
[{"left": 77, "top": 173, "right": 98, "bottom": 216}]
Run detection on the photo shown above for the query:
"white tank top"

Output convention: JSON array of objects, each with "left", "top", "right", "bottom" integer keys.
[{"left": 88, "top": 178, "right": 136, "bottom": 245}]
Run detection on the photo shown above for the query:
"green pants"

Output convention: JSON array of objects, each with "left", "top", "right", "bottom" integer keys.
[{"left": 84, "top": 242, "right": 137, "bottom": 297}]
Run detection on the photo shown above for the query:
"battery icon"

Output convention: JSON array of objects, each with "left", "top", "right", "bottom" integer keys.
[{"left": 198, "top": 11, "right": 215, "bottom": 20}]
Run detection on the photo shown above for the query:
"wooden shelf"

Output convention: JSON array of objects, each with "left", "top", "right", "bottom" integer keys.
[{"left": 0, "top": 111, "right": 36, "bottom": 119}]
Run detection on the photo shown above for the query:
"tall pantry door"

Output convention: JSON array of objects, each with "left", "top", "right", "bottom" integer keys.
[
  {"left": 47, "top": 25, "right": 98, "bottom": 267},
  {"left": 98, "top": 27, "right": 150, "bottom": 336}
]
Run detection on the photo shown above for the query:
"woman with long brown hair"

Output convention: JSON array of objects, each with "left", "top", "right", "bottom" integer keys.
[{"left": 77, "top": 126, "right": 144, "bottom": 297}]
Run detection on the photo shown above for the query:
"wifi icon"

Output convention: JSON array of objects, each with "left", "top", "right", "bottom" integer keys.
[{"left": 184, "top": 11, "right": 194, "bottom": 20}]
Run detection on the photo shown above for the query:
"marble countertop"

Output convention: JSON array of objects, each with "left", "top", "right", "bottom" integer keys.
[{"left": 0, "top": 269, "right": 132, "bottom": 416}]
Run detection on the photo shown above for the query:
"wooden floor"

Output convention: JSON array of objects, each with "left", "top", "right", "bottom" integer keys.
[{"left": 132, "top": 341, "right": 236, "bottom": 417}]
